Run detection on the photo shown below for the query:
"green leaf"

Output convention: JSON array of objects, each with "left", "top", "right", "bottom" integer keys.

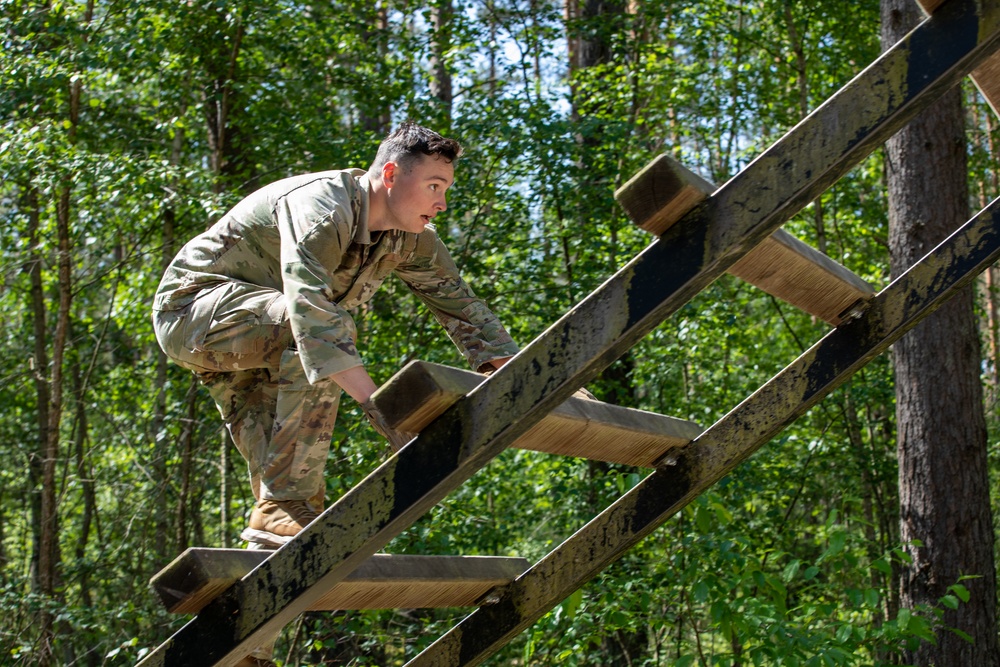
[
  {"left": 863, "top": 588, "right": 880, "bottom": 607},
  {"left": 949, "top": 584, "right": 971, "bottom": 603},
  {"left": 908, "top": 615, "right": 937, "bottom": 642},
  {"left": 872, "top": 558, "right": 892, "bottom": 576},
  {"left": 562, "top": 588, "right": 583, "bottom": 620},
  {"left": 948, "top": 627, "right": 974, "bottom": 644},
  {"left": 692, "top": 580, "right": 710, "bottom": 603}
]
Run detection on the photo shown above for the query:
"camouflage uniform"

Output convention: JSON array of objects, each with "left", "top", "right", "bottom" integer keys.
[{"left": 152, "top": 169, "right": 518, "bottom": 504}]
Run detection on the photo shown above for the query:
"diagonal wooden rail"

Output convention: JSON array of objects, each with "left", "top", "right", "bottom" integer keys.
[
  {"left": 136, "top": 1, "right": 1000, "bottom": 664},
  {"left": 404, "top": 192, "right": 1000, "bottom": 667}
]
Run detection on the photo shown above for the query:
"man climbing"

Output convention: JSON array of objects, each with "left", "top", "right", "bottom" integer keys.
[{"left": 152, "top": 122, "right": 519, "bottom": 551}]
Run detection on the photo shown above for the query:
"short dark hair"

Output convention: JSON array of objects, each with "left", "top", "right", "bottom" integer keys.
[{"left": 368, "top": 121, "right": 463, "bottom": 176}]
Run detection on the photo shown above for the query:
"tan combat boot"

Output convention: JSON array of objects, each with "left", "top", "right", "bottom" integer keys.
[{"left": 240, "top": 499, "right": 320, "bottom": 548}]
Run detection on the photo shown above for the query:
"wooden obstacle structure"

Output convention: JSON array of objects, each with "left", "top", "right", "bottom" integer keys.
[
  {"left": 152, "top": 550, "right": 529, "bottom": 615},
  {"left": 918, "top": 0, "right": 1000, "bottom": 116},
  {"left": 615, "top": 154, "right": 874, "bottom": 325},
  {"left": 372, "top": 361, "right": 702, "bottom": 468},
  {"left": 138, "top": 2, "right": 1000, "bottom": 665}
]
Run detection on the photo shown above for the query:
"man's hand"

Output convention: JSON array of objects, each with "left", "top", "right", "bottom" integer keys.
[{"left": 362, "top": 400, "right": 416, "bottom": 452}]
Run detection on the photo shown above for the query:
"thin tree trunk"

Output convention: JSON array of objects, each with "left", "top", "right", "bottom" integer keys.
[
  {"left": 37, "top": 177, "right": 74, "bottom": 667},
  {"left": 359, "top": 3, "right": 391, "bottom": 135},
  {"left": 784, "top": 4, "right": 827, "bottom": 257},
  {"left": 71, "top": 357, "right": 94, "bottom": 609},
  {"left": 430, "top": 0, "right": 453, "bottom": 123},
  {"left": 152, "top": 127, "right": 181, "bottom": 563},
  {"left": 25, "top": 184, "right": 49, "bottom": 595},
  {"left": 220, "top": 424, "right": 231, "bottom": 548},
  {"left": 177, "top": 378, "right": 199, "bottom": 550},
  {"left": 882, "top": 2, "right": 999, "bottom": 664}
]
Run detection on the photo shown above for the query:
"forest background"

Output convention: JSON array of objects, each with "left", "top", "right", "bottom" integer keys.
[{"left": 3, "top": 0, "right": 1000, "bottom": 665}]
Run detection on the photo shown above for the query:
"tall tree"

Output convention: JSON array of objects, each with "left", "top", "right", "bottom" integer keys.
[
  {"left": 881, "top": 1, "right": 999, "bottom": 664},
  {"left": 430, "top": 0, "right": 454, "bottom": 123}
]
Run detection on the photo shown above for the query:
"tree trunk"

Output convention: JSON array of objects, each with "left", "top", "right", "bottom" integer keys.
[
  {"left": 881, "top": 2, "right": 999, "bottom": 664},
  {"left": 429, "top": 0, "right": 453, "bottom": 123},
  {"left": 199, "top": 5, "right": 254, "bottom": 195},
  {"left": 25, "top": 184, "right": 49, "bottom": 593},
  {"left": 359, "top": 3, "right": 392, "bottom": 135}
]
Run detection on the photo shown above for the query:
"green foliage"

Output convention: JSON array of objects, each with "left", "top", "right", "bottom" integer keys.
[{"left": 1, "top": 0, "right": 997, "bottom": 664}]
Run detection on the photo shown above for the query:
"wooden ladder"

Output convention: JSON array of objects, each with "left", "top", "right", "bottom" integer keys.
[{"left": 137, "top": 2, "right": 1000, "bottom": 664}]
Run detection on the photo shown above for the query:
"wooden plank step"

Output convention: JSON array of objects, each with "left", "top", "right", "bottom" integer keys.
[
  {"left": 151, "top": 549, "right": 529, "bottom": 614},
  {"left": 372, "top": 361, "right": 701, "bottom": 468},
  {"left": 918, "top": 0, "right": 1000, "bottom": 117},
  {"left": 614, "top": 154, "right": 875, "bottom": 325}
]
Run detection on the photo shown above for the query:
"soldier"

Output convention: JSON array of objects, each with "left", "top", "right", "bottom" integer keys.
[{"left": 152, "top": 122, "right": 519, "bottom": 553}]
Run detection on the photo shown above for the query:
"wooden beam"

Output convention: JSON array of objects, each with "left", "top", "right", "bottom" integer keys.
[
  {"left": 614, "top": 154, "right": 715, "bottom": 237},
  {"left": 403, "top": 181, "right": 1000, "bottom": 667},
  {"left": 152, "top": 550, "right": 529, "bottom": 615},
  {"left": 615, "top": 154, "right": 874, "bottom": 325},
  {"left": 136, "top": 4, "right": 1000, "bottom": 665},
  {"left": 372, "top": 361, "right": 701, "bottom": 468},
  {"left": 917, "top": 0, "right": 1000, "bottom": 116},
  {"left": 728, "top": 231, "right": 873, "bottom": 324}
]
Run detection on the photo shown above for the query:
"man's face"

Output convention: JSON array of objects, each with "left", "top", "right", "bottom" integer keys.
[{"left": 382, "top": 153, "right": 454, "bottom": 233}]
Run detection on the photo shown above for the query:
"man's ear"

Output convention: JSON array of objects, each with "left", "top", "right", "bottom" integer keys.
[{"left": 381, "top": 161, "right": 397, "bottom": 188}]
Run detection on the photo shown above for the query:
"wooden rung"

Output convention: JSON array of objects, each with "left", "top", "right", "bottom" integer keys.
[
  {"left": 151, "top": 549, "right": 529, "bottom": 615},
  {"left": 614, "top": 153, "right": 715, "bottom": 236},
  {"left": 614, "top": 154, "right": 874, "bottom": 325},
  {"left": 728, "top": 228, "right": 874, "bottom": 324},
  {"left": 372, "top": 361, "right": 702, "bottom": 468},
  {"left": 917, "top": 0, "right": 1000, "bottom": 117}
]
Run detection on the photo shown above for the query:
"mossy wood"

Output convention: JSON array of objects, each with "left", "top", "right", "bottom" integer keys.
[
  {"left": 918, "top": 0, "right": 1000, "bottom": 115},
  {"left": 372, "top": 361, "right": 702, "bottom": 468},
  {"left": 615, "top": 154, "right": 874, "bottom": 325},
  {"left": 136, "top": 4, "right": 1000, "bottom": 665},
  {"left": 151, "top": 549, "right": 529, "bottom": 614}
]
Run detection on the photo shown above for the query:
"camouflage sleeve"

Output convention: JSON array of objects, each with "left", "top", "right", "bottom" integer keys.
[
  {"left": 275, "top": 182, "right": 364, "bottom": 383},
  {"left": 394, "top": 229, "right": 519, "bottom": 371}
]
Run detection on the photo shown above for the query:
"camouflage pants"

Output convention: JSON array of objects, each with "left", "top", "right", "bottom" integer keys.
[{"left": 152, "top": 281, "right": 339, "bottom": 506}]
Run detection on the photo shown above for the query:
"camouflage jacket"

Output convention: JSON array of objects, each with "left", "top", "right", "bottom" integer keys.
[{"left": 153, "top": 169, "right": 518, "bottom": 382}]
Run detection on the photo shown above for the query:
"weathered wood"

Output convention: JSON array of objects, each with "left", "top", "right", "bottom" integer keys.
[
  {"left": 615, "top": 154, "right": 874, "bottom": 325},
  {"left": 973, "top": 52, "right": 1000, "bottom": 117},
  {"left": 137, "top": 5, "right": 1000, "bottom": 665},
  {"left": 404, "top": 185, "right": 1000, "bottom": 667},
  {"left": 614, "top": 154, "right": 715, "bottom": 236},
  {"left": 372, "top": 361, "right": 701, "bottom": 468},
  {"left": 152, "top": 549, "right": 529, "bottom": 615},
  {"left": 728, "top": 231, "right": 874, "bottom": 324},
  {"left": 918, "top": 0, "right": 1000, "bottom": 116}
]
